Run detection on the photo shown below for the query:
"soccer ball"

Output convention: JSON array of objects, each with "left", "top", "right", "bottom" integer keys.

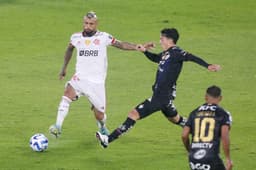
[{"left": 29, "top": 133, "right": 48, "bottom": 152}]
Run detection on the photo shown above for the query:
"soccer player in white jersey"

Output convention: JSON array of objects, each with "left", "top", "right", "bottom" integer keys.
[{"left": 49, "top": 11, "right": 138, "bottom": 138}]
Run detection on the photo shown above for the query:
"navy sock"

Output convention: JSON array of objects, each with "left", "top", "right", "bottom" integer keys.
[
  {"left": 176, "top": 116, "right": 187, "bottom": 127},
  {"left": 108, "top": 117, "right": 136, "bottom": 143}
]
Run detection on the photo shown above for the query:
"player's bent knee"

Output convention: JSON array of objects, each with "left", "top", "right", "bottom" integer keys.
[
  {"left": 64, "top": 84, "right": 77, "bottom": 100},
  {"left": 128, "top": 109, "right": 140, "bottom": 121}
]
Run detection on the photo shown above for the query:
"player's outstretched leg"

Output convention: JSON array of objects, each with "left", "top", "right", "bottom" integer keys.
[
  {"left": 96, "top": 109, "right": 139, "bottom": 148},
  {"left": 96, "top": 117, "right": 136, "bottom": 148},
  {"left": 168, "top": 114, "right": 187, "bottom": 127}
]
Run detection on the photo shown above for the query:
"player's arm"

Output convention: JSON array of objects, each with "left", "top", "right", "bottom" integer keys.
[
  {"left": 112, "top": 40, "right": 137, "bottom": 50},
  {"left": 143, "top": 51, "right": 162, "bottom": 63},
  {"left": 136, "top": 43, "right": 161, "bottom": 63},
  {"left": 221, "top": 125, "right": 233, "bottom": 170},
  {"left": 59, "top": 43, "right": 75, "bottom": 80},
  {"left": 182, "top": 52, "right": 221, "bottom": 72},
  {"left": 181, "top": 126, "right": 191, "bottom": 153}
]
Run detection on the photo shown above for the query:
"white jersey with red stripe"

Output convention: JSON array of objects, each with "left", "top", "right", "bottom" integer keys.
[{"left": 70, "top": 31, "right": 116, "bottom": 83}]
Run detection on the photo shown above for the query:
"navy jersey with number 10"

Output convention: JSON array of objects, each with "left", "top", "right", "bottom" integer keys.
[{"left": 185, "top": 103, "right": 232, "bottom": 161}]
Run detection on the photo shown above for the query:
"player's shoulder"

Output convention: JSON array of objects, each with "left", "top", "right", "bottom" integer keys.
[
  {"left": 216, "top": 105, "right": 232, "bottom": 116},
  {"left": 216, "top": 106, "right": 232, "bottom": 123},
  {"left": 192, "top": 106, "right": 200, "bottom": 114},
  {"left": 71, "top": 32, "right": 83, "bottom": 39},
  {"left": 94, "top": 31, "right": 114, "bottom": 39},
  {"left": 188, "top": 106, "right": 201, "bottom": 118},
  {"left": 94, "top": 31, "right": 111, "bottom": 37},
  {"left": 169, "top": 46, "right": 188, "bottom": 56},
  {"left": 185, "top": 106, "right": 200, "bottom": 127}
]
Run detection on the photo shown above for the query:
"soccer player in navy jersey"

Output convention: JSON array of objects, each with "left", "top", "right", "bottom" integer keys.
[
  {"left": 182, "top": 85, "right": 232, "bottom": 170},
  {"left": 96, "top": 28, "right": 221, "bottom": 148}
]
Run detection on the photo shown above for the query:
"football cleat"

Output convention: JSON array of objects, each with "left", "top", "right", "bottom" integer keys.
[
  {"left": 96, "top": 131, "right": 109, "bottom": 148},
  {"left": 49, "top": 124, "right": 61, "bottom": 138}
]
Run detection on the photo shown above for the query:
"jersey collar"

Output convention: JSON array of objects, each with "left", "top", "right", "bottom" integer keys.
[{"left": 82, "top": 30, "right": 98, "bottom": 37}]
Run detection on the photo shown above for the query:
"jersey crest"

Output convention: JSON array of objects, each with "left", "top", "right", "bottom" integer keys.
[
  {"left": 93, "top": 39, "right": 100, "bottom": 45},
  {"left": 85, "top": 39, "right": 91, "bottom": 46}
]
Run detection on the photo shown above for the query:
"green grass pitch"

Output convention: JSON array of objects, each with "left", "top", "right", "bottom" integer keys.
[{"left": 0, "top": 0, "right": 255, "bottom": 169}]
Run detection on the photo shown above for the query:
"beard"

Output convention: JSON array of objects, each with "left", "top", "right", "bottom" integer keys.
[{"left": 83, "top": 29, "right": 96, "bottom": 37}]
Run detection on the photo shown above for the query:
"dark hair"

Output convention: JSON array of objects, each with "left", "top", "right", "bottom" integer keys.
[
  {"left": 161, "top": 28, "right": 179, "bottom": 44},
  {"left": 206, "top": 85, "right": 222, "bottom": 98},
  {"left": 86, "top": 11, "right": 97, "bottom": 19}
]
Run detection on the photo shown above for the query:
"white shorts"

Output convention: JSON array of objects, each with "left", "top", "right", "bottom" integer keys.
[{"left": 67, "top": 74, "right": 106, "bottom": 113}]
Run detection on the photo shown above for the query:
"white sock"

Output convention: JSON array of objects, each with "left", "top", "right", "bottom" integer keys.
[
  {"left": 56, "top": 96, "right": 72, "bottom": 129},
  {"left": 97, "top": 113, "right": 107, "bottom": 129}
]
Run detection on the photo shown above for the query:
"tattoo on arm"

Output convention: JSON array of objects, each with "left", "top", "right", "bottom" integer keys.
[
  {"left": 112, "top": 40, "right": 137, "bottom": 50},
  {"left": 62, "top": 44, "right": 74, "bottom": 69}
]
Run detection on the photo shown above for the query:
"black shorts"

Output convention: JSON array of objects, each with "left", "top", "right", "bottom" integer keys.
[
  {"left": 135, "top": 94, "right": 177, "bottom": 119},
  {"left": 189, "top": 157, "right": 225, "bottom": 170}
]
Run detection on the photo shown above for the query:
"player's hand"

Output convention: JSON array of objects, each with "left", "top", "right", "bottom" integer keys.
[
  {"left": 136, "top": 42, "right": 155, "bottom": 52},
  {"left": 59, "top": 69, "right": 66, "bottom": 80},
  {"left": 136, "top": 44, "right": 146, "bottom": 52},
  {"left": 143, "top": 42, "right": 155, "bottom": 50},
  {"left": 208, "top": 64, "right": 221, "bottom": 72},
  {"left": 226, "top": 159, "right": 233, "bottom": 170}
]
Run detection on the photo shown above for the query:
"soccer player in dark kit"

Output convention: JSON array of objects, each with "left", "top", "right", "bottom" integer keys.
[
  {"left": 182, "top": 85, "right": 233, "bottom": 170},
  {"left": 96, "top": 28, "right": 221, "bottom": 148}
]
